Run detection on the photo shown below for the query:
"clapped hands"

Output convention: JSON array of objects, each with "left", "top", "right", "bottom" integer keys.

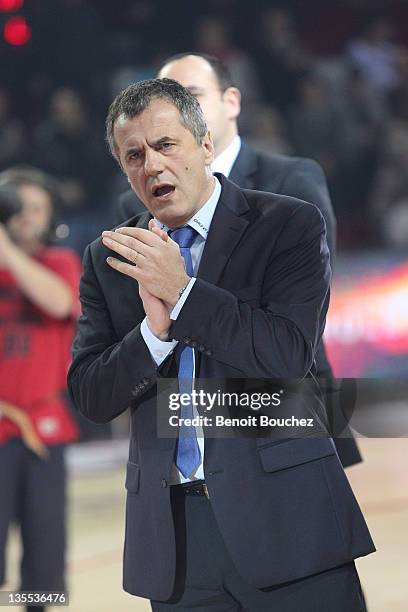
[{"left": 102, "top": 220, "right": 190, "bottom": 340}]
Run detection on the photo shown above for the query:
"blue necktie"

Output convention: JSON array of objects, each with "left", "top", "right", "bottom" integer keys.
[{"left": 169, "top": 226, "right": 201, "bottom": 478}]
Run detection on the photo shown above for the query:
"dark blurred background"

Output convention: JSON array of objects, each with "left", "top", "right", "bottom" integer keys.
[{"left": 2, "top": 0, "right": 408, "bottom": 251}]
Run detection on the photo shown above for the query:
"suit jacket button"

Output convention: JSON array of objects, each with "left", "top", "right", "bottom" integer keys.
[
  {"left": 198, "top": 345, "right": 205, "bottom": 352},
  {"left": 204, "top": 349, "right": 212, "bottom": 356},
  {"left": 160, "top": 479, "right": 168, "bottom": 488}
]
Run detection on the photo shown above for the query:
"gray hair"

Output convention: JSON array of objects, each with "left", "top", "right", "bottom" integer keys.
[{"left": 105, "top": 78, "right": 208, "bottom": 160}]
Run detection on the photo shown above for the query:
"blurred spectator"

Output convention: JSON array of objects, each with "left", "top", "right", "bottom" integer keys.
[
  {"left": 254, "top": 7, "right": 311, "bottom": 114},
  {"left": 107, "top": 1, "right": 157, "bottom": 98},
  {"left": 370, "top": 80, "right": 408, "bottom": 248},
  {"left": 195, "top": 16, "right": 261, "bottom": 133},
  {"left": 33, "top": 87, "right": 109, "bottom": 212},
  {"left": 332, "top": 69, "right": 385, "bottom": 243},
  {"left": 246, "top": 105, "right": 293, "bottom": 156},
  {"left": 0, "top": 166, "right": 80, "bottom": 611},
  {"left": 288, "top": 73, "right": 347, "bottom": 182},
  {"left": 31, "top": 87, "right": 115, "bottom": 252},
  {"left": 346, "top": 16, "right": 401, "bottom": 98},
  {"left": 0, "top": 90, "right": 25, "bottom": 171},
  {"left": 3, "top": 0, "right": 408, "bottom": 255},
  {"left": 389, "top": 48, "right": 408, "bottom": 121}
]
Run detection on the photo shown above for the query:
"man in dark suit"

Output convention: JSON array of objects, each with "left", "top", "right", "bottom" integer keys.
[
  {"left": 116, "top": 53, "right": 361, "bottom": 468},
  {"left": 69, "top": 78, "right": 374, "bottom": 610}
]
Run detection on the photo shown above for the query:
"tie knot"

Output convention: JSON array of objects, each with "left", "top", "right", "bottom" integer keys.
[{"left": 169, "top": 226, "right": 197, "bottom": 249}]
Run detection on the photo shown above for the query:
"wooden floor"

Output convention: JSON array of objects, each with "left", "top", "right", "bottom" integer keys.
[{"left": 4, "top": 438, "right": 408, "bottom": 611}]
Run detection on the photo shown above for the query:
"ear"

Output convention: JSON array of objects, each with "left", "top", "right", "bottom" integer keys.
[
  {"left": 202, "top": 131, "right": 215, "bottom": 167},
  {"left": 222, "top": 87, "right": 241, "bottom": 120}
]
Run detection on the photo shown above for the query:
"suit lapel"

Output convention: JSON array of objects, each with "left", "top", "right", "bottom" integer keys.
[
  {"left": 229, "top": 142, "right": 258, "bottom": 190},
  {"left": 197, "top": 174, "right": 250, "bottom": 286}
]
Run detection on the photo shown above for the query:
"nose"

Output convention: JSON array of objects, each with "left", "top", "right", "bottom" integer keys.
[{"left": 144, "top": 148, "right": 164, "bottom": 177}]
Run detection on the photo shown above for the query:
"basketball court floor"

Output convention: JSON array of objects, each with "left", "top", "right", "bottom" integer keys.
[{"left": 3, "top": 438, "right": 408, "bottom": 611}]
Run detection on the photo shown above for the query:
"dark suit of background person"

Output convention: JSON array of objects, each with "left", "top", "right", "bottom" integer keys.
[
  {"left": 117, "top": 142, "right": 361, "bottom": 468},
  {"left": 69, "top": 178, "right": 375, "bottom": 607}
]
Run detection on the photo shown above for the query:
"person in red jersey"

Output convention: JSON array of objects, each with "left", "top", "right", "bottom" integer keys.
[{"left": 0, "top": 167, "right": 80, "bottom": 612}]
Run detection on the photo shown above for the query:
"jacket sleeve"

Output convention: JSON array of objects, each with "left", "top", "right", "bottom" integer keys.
[
  {"left": 170, "top": 203, "right": 331, "bottom": 379},
  {"left": 278, "top": 158, "right": 336, "bottom": 377},
  {"left": 67, "top": 244, "right": 160, "bottom": 424}
]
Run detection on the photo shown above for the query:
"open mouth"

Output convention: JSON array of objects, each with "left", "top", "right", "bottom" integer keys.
[{"left": 152, "top": 184, "right": 175, "bottom": 198}]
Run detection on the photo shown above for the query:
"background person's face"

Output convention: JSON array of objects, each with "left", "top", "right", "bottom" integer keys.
[
  {"left": 7, "top": 184, "right": 52, "bottom": 248},
  {"left": 113, "top": 98, "right": 214, "bottom": 228},
  {"left": 159, "top": 56, "right": 240, "bottom": 154}
]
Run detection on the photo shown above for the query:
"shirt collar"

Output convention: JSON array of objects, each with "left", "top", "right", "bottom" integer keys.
[
  {"left": 211, "top": 135, "right": 241, "bottom": 178},
  {"left": 155, "top": 175, "right": 221, "bottom": 240}
]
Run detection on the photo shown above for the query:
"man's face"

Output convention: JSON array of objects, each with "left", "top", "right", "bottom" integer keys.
[
  {"left": 7, "top": 184, "right": 52, "bottom": 247},
  {"left": 159, "top": 56, "right": 240, "bottom": 154},
  {"left": 113, "top": 98, "right": 214, "bottom": 228}
]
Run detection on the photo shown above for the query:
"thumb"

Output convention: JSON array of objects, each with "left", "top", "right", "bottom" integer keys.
[{"left": 148, "top": 219, "right": 168, "bottom": 242}]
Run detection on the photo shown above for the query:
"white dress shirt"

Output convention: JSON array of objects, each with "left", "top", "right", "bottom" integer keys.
[
  {"left": 211, "top": 135, "right": 241, "bottom": 178},
  {"left": 140, "top": 176, "right": 222, "bottom": 483}
]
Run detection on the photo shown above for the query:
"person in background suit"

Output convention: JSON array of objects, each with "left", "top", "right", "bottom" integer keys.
[
  {"left": 69, "top": 78, "right": 374, "bottom": 610},
  {"left": 117, "top": 53, "right": 361, "bottom": 468}
]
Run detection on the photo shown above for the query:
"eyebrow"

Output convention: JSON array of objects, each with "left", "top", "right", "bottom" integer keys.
[
  {"left": 125, "top": 136, "right": 177, "bottom": 156},
  {"left": 125, "top": 146, "right": 142, "bottom": 157},
  {"left": 154, "top": 136, "right": 176, "bottom": 145}
]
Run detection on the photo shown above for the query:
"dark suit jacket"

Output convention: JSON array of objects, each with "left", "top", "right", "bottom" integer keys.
[
  {"left": 69, "top": 175, "right": 374, "bottom": 601},
  {"left": 116, "top": 143, "right": 362, "bottom": 467}
]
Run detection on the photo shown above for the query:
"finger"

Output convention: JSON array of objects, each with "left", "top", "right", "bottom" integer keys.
[
  {"left": 102, "top": 235, "right": 148, "bottom": 265},
  {"left": 107, "top": 256, "right": 144, "bottom": 280},
  {"left": 143, "top": 225, "right": 178, "bottom": 253},
  {"left": 103, "top": 230, "right": 158, "bottom": 258},
  {"left": 114, "top": 226, "right": 164, "bottom": 247},
  {"left": 102, "top": 230, "right": 151, "bottom": 256},
  {"left": 149, "top": 220, "right": 169, "bottom": 242}
]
